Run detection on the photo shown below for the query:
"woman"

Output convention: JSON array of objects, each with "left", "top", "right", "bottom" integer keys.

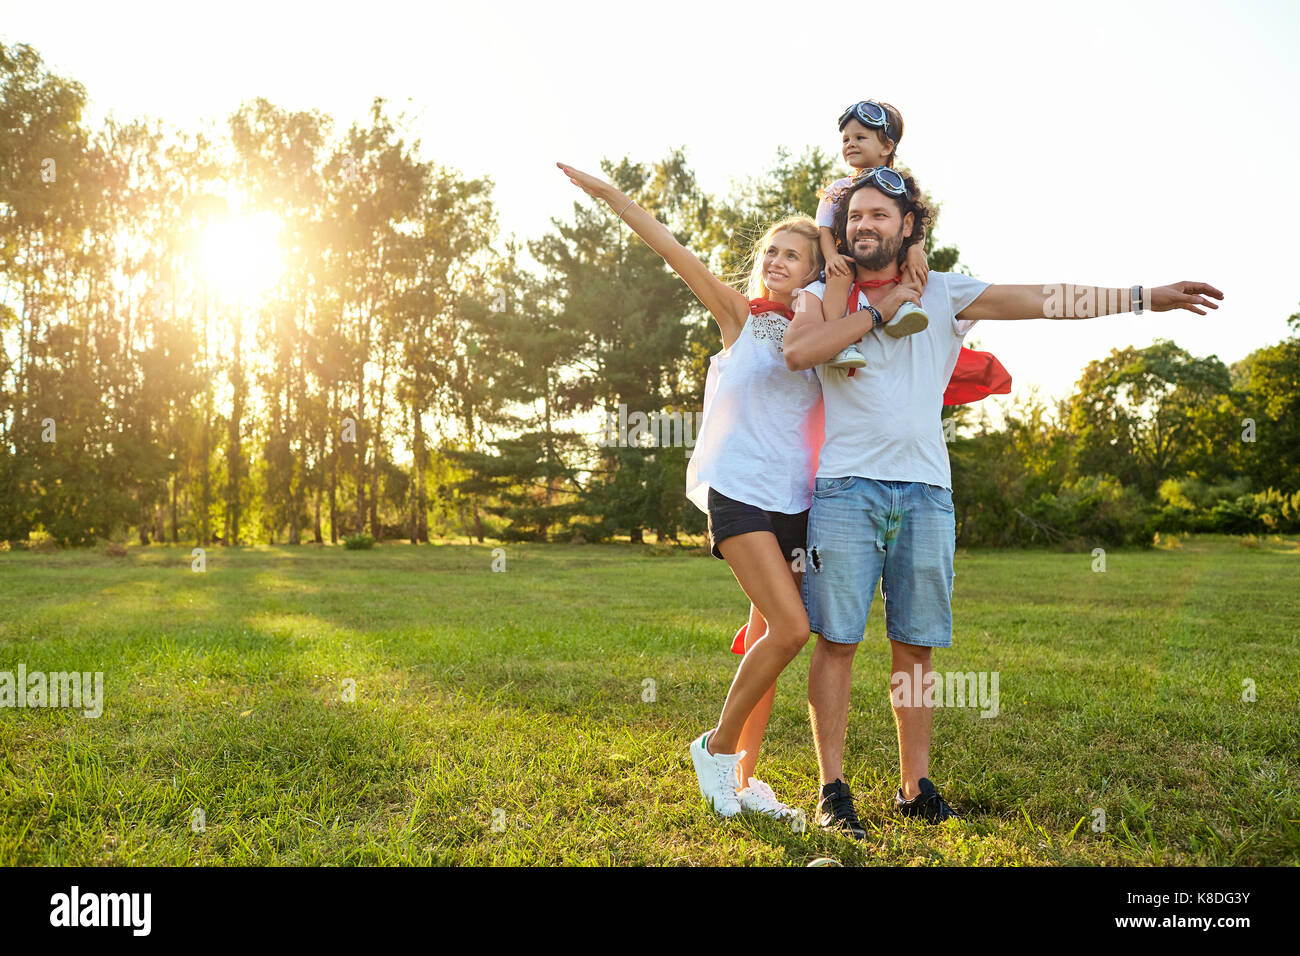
[{"left": 556, "top": 160, "right": 912, "bottom": 818}]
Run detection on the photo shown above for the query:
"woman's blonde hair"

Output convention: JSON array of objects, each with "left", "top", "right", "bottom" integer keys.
[{"left": 744, "top": 215, "right": 824, "bottom": 300}]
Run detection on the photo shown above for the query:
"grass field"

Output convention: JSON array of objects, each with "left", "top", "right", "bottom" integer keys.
[{"left": 1, "top": 535, "right": 1297, "bottom": 866}]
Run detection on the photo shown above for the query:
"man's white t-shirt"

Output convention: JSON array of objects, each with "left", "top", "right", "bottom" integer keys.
[{"left": 803, "top": 270, "right": 991, "bottom": 490}]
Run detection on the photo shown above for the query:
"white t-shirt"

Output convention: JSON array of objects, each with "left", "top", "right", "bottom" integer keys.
[
  {"left": 804, "top": 270, "right": 991, "bottom": 489},
  {"left": 815, "top": 175, "right": 856, "bottom": 230},
  {"left": 685, "top": 309, "right": 824, "bottom": 514}
]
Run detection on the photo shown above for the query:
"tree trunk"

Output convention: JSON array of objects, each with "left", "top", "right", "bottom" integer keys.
[
  {"left": 369, "top": 350, "right": 388, "bottom": 539},
  {"left": 329, "top": 386, "right": 339, "bottom": 544},
  {"left": 413, "top": 401, "right": 428, "bottom": 543},
  {"left": 313, "top": 465, "right": 323, "bottom": 544},
  {"left": 200, "top": 288, "right": 213, "bottom": 547},
  {"left": 226, "top": 309, "right": 244, "bottom": 546}
]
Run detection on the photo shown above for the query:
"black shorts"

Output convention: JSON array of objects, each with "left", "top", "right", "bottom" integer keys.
[{"left": 706, "top": 487, "right": 809, "bottom": 563}]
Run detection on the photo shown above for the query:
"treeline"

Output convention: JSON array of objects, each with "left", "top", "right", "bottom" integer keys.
[
  {"left": 950, "top": 330, "right": 1300, "bottom": 546},
  {"left": 2, "top": 42, "right": 502, "bottom": 547},
  {"left": 2, "top": 43, "right": 1295, "bottom": 550}
]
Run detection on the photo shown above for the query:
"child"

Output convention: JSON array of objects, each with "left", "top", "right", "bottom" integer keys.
[{"left": 816, "top": 100, "right": 930, "bottom": 368}]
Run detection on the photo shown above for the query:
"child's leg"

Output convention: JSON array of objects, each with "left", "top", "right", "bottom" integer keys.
[{"left": 883, "top": 282, "right": 929, "bottom": 339}]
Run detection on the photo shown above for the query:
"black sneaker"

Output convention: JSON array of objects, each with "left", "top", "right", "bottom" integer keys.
[
  {"left": 817, "top": 780, "right": 866, "bottom": 839},
  {"left": 894, "top": 777, "right": 962, "bottom": 824}
]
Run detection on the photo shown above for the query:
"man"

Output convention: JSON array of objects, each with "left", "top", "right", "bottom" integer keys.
[{"left": 782, "top": 166, "right": 1221, "bottom": 836}]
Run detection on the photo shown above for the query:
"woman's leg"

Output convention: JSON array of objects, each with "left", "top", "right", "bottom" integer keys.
[
  {"left": 708, "top": 531, "right": 810, "bottom": 758},
  {"left": 735, "top": 603, "right": 772, "bottom": 785},
  {"left": 734, "top": 570, "right": 803, "bottom": 784}
]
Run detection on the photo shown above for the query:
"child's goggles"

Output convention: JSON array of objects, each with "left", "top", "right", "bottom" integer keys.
[
  {"left": 837, "top": 100, "right": 892, "bottom": 139},
  {"left": 850, "top": 166, "right": 909, "bottom": 198}
]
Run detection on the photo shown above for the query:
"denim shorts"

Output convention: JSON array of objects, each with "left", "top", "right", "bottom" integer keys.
[
  {"left": 802, "top": 477, "right": 956, "bottom": 648},
  {"left": 706, "top": 488, "right": 809, "bottom": 563}
]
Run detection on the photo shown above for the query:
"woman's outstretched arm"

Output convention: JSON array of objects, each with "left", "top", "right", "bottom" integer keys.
[{"left": 557, "top": 162, "right": 748, "bottom": 349}]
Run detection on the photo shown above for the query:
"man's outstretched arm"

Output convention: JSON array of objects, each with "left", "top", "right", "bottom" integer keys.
[{"left": 957, "top": 282, "right": 1223, "bottom": 322}]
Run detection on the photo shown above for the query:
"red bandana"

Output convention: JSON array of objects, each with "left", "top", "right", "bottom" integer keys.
[
  {"left": 749, "top": 297, "right": 793, "bottom": 320},
  {"left": 845, "top": 274, "right": 903, "bottom": 316}
]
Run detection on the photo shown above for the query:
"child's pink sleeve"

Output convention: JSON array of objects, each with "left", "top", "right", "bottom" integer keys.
[
  {"left": 815, "top": 194, "right": 837, "bottom": 229},
  {"left": 816, "top": 177, "right": 853, "bottom": 229}
]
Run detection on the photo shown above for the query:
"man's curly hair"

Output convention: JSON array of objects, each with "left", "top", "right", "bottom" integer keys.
[{"left": 829, "top": 169, "right": 933, "bottom": 269}]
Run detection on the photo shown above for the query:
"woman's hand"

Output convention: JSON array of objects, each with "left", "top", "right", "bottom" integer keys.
[
  {"left": 902, "top": 243, "right": 930, "bottom": 293},
  {"left": 557, "top": 162, "right": 615, "bottom": 202},
  {"left": 557, "top": 160, "right": 748, "bottom": 347}
]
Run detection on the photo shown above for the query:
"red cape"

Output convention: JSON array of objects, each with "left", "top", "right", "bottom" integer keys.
[{"left": 945, "top": 347, "right": 1012, "bottom": 405}]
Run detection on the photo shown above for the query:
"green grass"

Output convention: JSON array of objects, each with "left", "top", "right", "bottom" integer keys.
[{"left": 0, "top": 534, "right": 1297, "bottom": 866}]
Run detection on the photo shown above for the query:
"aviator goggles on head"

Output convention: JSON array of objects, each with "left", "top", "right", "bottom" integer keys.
[
  {"left": 850, "top": 165, "right": 909, "bottom": 199},
  {"left": 837, "top": 100, "right": 894, "bottom": 141}
]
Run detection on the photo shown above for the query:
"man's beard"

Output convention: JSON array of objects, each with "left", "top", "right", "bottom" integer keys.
[{"left": 849, "top": 224, "right": 904, "bottom": 271}]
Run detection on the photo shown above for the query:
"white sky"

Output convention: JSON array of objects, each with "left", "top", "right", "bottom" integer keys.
[{"left": 4, "top": 0, "right": 1299, "bottom": 406}]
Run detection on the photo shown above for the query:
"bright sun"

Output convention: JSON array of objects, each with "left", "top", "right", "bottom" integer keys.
[{"left": 198, "top": 212, "right": 285, "bottom": 302}]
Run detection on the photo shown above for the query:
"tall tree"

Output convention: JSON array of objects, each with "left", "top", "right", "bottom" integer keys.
[
  {"left": 527, "top": 150, "right": 705, "bottom": 541},
  {"left": 1066, "top": 340, "right": 1232, "bottom": 497},
  {"left": 1231, "top": 310, "right": 1300, "bottom": 492}
]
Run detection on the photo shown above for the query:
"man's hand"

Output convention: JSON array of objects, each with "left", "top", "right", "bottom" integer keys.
[
  {"left": 877, "top": 283, "right": 923, "bottom": 323},
  {"left": 1149, "top": 282, "right": 1224, "bottom": 315},
  {"left": 826, "top": 254, "right": 856, "bottom": 279}
]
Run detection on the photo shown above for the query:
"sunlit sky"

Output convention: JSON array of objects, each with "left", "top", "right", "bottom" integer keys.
[{"left": 5, "top": 0, "right": 1299, "bottom": 407}]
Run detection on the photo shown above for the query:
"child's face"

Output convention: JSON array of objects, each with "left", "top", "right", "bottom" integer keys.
[
  {"left": 841, "top": 119, "right": 893, "bottom": 169},
  {"left": 762, "top": 232, "right": 819, "bottom": 296}
]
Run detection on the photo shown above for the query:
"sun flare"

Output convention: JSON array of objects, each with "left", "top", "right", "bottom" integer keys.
[{"left": 198, "top": 212, "right": 285, "bottom": 302}]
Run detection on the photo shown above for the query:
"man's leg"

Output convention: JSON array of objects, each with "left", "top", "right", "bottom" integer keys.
[
  {"left": 890, "top": 638, "right": 933, "bottom": 799},
  {"left": 808, "top": 634, "right": 858, "bottom": 786},
  {"left": 803, "top": 478, "right": 888, "bottom": 789},
  {"left": 880, "top": 481, "right": 959, "bottom": 818}
]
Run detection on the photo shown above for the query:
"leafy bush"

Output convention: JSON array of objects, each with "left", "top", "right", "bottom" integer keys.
[
  {"left": 1152, "top": 479, "right": 1300, "bottom": 534},
  {"left": 1024, "top": 475, "right": 1152, "bottom": 547},
  {"left": 343, "top": 533, "right": 375, "bottom": 550},
  {"left": 27, "top": 530, "right": 59, "bottom": 553}
]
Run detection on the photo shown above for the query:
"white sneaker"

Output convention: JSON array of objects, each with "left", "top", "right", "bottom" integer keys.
[
  {"left": 826, "top": 342, "right": 867, "bottom": 368},
  {"left": 883, "top": 300, "right": 929, "bottom": 338},
  {"left": 739, "top": 777, "right": 800, "bottom": 820},
  {"left": 689, "top": 732, "right": 745, "bottom": 817}
]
